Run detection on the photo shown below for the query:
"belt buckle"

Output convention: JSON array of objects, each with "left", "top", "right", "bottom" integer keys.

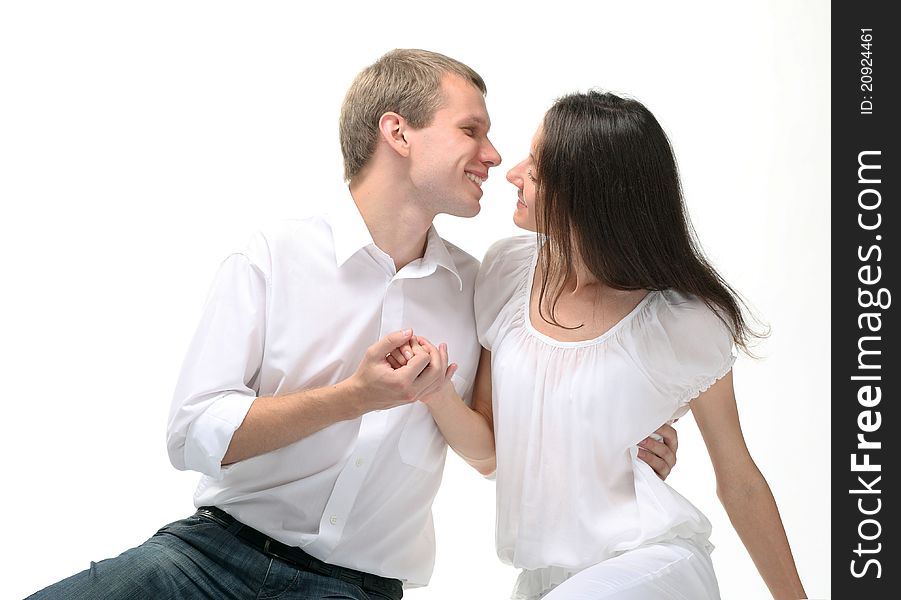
[
  {"left": 263, "top": 539, "right": 286, "bottom": 561},
  {"left": 262, "top": 538, "right": 305, "bottom": 570}
]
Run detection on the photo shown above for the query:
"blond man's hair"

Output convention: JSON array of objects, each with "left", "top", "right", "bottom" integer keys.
[{"left": 339, "top": 49, "right": 487, "bottom": 182}]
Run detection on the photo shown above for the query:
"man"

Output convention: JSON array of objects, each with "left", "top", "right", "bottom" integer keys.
[{"left": 30, "top": 49, "right": 677, "bottom": 600}]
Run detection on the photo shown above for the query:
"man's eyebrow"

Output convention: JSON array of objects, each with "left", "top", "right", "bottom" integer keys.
[{"left": 461, "top": 115, "right": 491, "bottom": 130}]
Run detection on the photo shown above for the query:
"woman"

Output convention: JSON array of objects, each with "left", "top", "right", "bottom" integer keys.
[{"left": 401, "top": 91, "right": 806, "bottom": 599}]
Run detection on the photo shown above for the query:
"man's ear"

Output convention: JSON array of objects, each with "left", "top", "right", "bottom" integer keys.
[{"left": 378, "top": 112, "right": 410, "bottom": 158}]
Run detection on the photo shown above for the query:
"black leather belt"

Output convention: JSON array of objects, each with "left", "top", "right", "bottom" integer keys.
[{"left": 197, "top": 506, "right": 403, "bottom": 599}]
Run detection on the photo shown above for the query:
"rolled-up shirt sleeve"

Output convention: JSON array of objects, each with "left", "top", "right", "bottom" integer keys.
[{"left": 166, "top": 250, "right": 269, "bottom": 478}]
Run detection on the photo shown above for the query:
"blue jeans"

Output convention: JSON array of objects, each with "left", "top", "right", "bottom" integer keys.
[{"left": 27, "top": 511, "right": 402, "bottom": 600}]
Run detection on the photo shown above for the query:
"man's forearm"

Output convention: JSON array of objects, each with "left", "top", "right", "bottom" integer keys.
[
  {"left": 204, "top": 329, "right": 434, "bottom": 468},
  {"left": 222, "top": 377, "right": 365, "bottom": 466}
]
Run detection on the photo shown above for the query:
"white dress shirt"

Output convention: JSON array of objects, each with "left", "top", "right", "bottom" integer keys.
[
  {"left": 166, "top": 186, "right": 481, "bottom": 587},
  {"left": 475, "top": 236, "right": 735, "bottom": 598}
]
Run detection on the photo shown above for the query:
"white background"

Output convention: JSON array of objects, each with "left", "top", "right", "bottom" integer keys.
[{"left": 1, "top": 1, "right": 827, "bottom": 598}]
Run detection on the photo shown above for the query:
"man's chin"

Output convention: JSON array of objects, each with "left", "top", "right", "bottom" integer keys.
[{"left": 442, "top": 204, "right": 481, "bottom": 219}]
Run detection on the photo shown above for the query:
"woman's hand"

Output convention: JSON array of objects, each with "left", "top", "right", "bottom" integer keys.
[
  {"left": 637, "top": 423, "right": 678, "bottom": 480},
  {"left": 383, "top": 333, "right": 457, "bottom": 402},
  {"left": 384, "top": 337, "right": 415, "bottom": 369}
]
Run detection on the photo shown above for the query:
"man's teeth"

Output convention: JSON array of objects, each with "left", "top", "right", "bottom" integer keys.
[{"left": 465, "top": 173, "right": 485, "bottom": 187}]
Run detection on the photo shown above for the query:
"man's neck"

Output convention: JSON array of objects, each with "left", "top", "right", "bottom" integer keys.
[{"left": 348, "top": 178, "right": 434, "bottom": 272}]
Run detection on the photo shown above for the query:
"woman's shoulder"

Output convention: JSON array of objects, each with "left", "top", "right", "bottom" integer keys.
[
  {"left": 628, "top": 290, "right": 736, "bottom": 406},
  {"left": 650, "top": 290, "right": 735, "bottom": 341},
  {"left": 476, "top": 234, "right": 536, "bottom": 295},
  {"left": 481, "top": 234, "right": 537, "bottom": 271},
  {"left": 474, "top": 235, "right": 537, "bottom": 350}
]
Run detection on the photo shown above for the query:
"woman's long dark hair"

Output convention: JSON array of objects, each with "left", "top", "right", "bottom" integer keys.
[{"left": 534, "top": 90, "right": 763, "bottom": 352}]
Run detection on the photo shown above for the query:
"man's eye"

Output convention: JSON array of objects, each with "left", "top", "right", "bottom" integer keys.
[{"left": 462, "top": 128, "right": 474, "bottom": 136}]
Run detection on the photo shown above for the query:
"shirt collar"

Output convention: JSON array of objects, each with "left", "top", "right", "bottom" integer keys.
[
  {"left": 420, "top": 225, "right": 464, "bottom": 291},
  {"left": 325, "top": 186, "right": 464, "bottom": 291},
  {"left": 326, "top": 186, "right": 375, "bottom": 268}
]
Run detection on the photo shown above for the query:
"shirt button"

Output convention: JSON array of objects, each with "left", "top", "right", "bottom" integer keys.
[
  {"left": 329, "top": 515, "right": 338, "bottom": 525},
  {"left": 355, "top": 458, "right": 365, "bottom": 468}
]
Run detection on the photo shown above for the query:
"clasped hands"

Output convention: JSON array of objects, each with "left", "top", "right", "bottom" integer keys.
[{"left": 349, "top": 329, "right": 455, "bottom": 412}]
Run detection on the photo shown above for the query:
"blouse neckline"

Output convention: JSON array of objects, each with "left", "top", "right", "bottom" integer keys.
[{"left": 521, "top": 241, "right": 656, "bottom": 348}]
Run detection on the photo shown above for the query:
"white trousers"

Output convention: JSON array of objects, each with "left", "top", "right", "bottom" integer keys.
[{"left": 514, "top": 539, "right": 721, "bottom": 600}]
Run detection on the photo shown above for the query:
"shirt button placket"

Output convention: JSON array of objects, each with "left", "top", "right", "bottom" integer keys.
[
  {"left": 380, "top": 278, "right": 404, "bottom": 339},
  {"left": 307, "top": 275, "right": 403, "bottom": 556}
]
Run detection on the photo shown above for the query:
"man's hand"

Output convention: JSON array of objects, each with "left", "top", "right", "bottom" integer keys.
[
  {"left": 348, "top": 329, "right": 447, "bottom": 412},
  {"left": 637, "top": 422, "right": 678, "bottom": 480},
  {"left": 384, "top": 335, "right": 457, "bottom": 403}
]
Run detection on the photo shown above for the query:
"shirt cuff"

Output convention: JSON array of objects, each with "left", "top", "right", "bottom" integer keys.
[{"left": 183, "top": 392, "right": 257, "bottom": 478}]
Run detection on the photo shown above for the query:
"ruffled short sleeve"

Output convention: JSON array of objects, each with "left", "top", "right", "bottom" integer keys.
[
  {"left": 474, "top": 235, "right": 535, "bottom": 351},
  {"left": 628, "top": 290, "right": 737, "bottom": 418}
]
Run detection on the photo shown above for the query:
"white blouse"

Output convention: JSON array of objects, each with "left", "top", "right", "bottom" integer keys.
[{"left": 475, "top": 236, "right": 736, "bottom": 596}]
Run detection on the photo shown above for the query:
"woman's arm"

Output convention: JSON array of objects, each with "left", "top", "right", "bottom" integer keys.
[
  {"left": 418, "top": 341, "right": 497, "bottom": 476},
  {"left": 691, "top": 371, "right": 807, "bottom": 600}
]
